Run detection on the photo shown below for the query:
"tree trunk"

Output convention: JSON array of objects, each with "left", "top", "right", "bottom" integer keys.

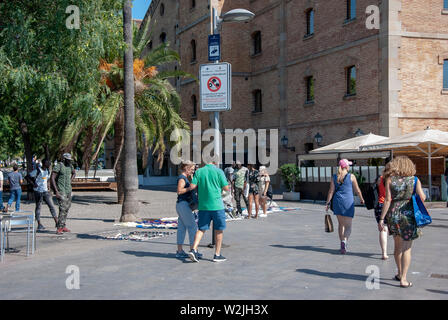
[
  {"left": 120, "top": 0, "right": 140, "bottom": 222},
  {"left": 114, "top": 108, "right": 125, "bottom": 204},
  {"left": 19, "top": 120, "right": 34, "bottom": 201},
  {"left": 43, "top": 143, "right": 50, "bottom": 161},
  {"left": 81, "top": 125, "right": 95, "bottom": 182}
]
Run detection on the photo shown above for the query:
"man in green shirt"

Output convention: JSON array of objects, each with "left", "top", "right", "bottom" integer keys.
[
  {"left": 51, "top": 153, "right": 76, "bottom": 235},
  {"left": 187, "top": 162, "right": 229, "bottom": 262}
]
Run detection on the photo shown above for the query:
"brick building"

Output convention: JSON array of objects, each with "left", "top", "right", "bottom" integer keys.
[{"left": 141, "top": 0, "right": 448, "bottom": 186}]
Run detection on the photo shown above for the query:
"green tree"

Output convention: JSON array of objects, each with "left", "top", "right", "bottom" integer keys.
[{"left": 0, "top": 0, "right": 124, "bottom": 170}]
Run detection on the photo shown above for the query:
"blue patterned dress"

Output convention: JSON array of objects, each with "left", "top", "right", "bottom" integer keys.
[{"left": 387, "top": 176, "right": 422, "bottom": 240}]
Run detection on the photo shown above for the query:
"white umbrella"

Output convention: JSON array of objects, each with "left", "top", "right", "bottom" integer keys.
[
  {"left": 360, "top": 127, "right": 448, "bottom": 199},
  {"left": 310, "top": 133, "right": 389, "bottom": 153}
]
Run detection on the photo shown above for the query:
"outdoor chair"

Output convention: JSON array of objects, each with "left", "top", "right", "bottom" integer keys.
[{"left": 4, "top": 211, "right": 35, "bottom": 257}]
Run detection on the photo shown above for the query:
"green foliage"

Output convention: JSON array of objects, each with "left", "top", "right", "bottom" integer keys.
[
  {"left": 351, "top": 171, "right": 366, "bottom": 185},
  {"left": 0, "top": 0, "right": 124, "bottom": 163},
  {"left": 279, "top": 164, "right": 301, "bottom": 192}
]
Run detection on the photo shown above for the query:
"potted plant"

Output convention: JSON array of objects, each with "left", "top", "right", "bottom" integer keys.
[
  {"left": 279, "top": 164, "right": 301, "bottom": 201},
  {"left": 351, "top": 171, "right": 366, "bottom": 205}
]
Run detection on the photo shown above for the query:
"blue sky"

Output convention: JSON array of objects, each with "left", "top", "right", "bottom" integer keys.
[{"left": 132, "top": 0, "right": 152, "bottom": 20}]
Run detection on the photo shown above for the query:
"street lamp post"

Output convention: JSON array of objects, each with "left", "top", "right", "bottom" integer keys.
[
  {"left": 208, "top": 5, "right": 254, "bottom": 247},
  {"left": 210, "top": 6, "right": 255, "bottom": 166}
]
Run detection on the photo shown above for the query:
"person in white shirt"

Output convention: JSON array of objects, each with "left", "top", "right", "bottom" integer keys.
[
  {"left": 26, "top": 159, "right": 58, "bottom": 231},
  {"left": 0, "top": 170, "right": 4, "bottom": 211}
]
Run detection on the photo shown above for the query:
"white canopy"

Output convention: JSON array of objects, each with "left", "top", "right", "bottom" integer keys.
[
  {"left": 298, "top": 133, "right": 391, "bottom": 163},
  {"left": 310, "top": 133, "right": 389, "bottom": 154},
  {"left": 360, "top": 127, "right": 448, "bottom": 198}
]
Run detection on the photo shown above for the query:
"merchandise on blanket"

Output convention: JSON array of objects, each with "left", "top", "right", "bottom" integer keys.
[
  {"left": 114, "top": 218, "right": 179, "bottom": 229},
  {"left": 102, "top": 230, "right": 174, "bottom": 242}
]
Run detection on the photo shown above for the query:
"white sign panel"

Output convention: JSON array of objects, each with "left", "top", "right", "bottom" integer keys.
[{"left": 200, "top": 62, "right": 231, "bottom": 111}]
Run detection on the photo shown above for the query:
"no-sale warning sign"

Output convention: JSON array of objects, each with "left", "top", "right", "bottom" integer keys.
[
  {"left": 207, "top": 77, "right": 221, "bottom": 92},
  {"left": 200, "top": 63, "right": 231, "bottom": 111}
]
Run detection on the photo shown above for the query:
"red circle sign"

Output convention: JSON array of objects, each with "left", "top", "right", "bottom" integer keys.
[{"left": 207, "top": 77, "right": 221, "bottom": 92}]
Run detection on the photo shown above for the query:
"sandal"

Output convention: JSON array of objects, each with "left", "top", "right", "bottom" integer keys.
[{"left": 400, "top": 282, "right": 413, "bottom": 288}]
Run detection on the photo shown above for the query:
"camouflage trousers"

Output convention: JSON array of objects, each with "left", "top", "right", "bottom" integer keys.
[{"left": 56, "top": 193, "right": 72, "bottom": 229}]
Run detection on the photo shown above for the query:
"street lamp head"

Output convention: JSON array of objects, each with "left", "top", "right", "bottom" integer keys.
[
  {"left": 314, "top": 132, "right": 323, "bottom": 145},
  {"left": 221, "top": 9, "right": 255, "bottom": 23},
  {"left": 281, "top": 136, "right": 288, "bottom": 147}
]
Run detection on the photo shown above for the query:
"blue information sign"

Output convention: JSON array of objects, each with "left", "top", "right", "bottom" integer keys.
[{"left": 208, "top": 34, "right": 221, "bottom": 62}]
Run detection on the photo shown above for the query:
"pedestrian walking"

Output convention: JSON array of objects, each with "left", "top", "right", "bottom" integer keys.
[
  {"left": 247, "top": 164, "right": 260, "bottom": 219},
  {"left": 26, "top": 159, "right": 58, "bottom": 231},
  {"left": 4, "top": 163, "right": 23, "bottom": 213},
  {"left": 188, "top": 162, "right": 229, "bottom": 262},
  {"left": 378, "top": 156, "right": 426, "bottom": 288},
  {"left": 374, "top": 163, "right": 391, "bottom": 260},
  {"left": 325, "top": 159, "right": 365, "bottom": 254},
  {"left": 175, "top": 160, "right": 200, "bottom": 259},
  {"left": 51, "top": 153, "right": 75, "bottom": 235},
  {"left": 258, "top": 166, "right": 271, "bottom": 217},
  {"left": 0, "top": 169, "right": 4, "bottom": 211},
  {"left": 232, "top": 161, "right": 249, "bottom": 216}
]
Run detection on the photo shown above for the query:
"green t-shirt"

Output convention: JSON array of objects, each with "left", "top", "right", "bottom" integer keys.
[
  {"left": 191, "top": 164, "right": 228, "bottom": 211},
  {"left": 53, "top": 163, "right": 74, "bottom": 195}
]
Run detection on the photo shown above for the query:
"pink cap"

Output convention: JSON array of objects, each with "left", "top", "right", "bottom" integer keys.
[{"left": 339, "top": 159, "right": 353, "bottom": 169}]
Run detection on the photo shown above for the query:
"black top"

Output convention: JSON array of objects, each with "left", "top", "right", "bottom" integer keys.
[{"left": 177, "top": 174, "right": 192, "bottom": 203}]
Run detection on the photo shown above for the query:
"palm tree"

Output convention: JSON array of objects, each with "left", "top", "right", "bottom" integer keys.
[
  {"left": 121, "top": 0, "right": 139, "bottom": 222},
  {"left": 59, "top": 7, "right": 191, "bottom": 207}
]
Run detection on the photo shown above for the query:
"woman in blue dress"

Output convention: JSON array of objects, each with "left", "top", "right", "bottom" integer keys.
[{"left": 326, "top": 159, "right": 365, "bottom": 254}]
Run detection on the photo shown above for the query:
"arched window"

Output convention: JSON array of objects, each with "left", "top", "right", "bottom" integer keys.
[
  {"left": 160, "top": 3, "right": 165, "bottom": 16},
  {"left": 306, "top": 9, "right": 314, "bottom": 36},
  {"left": 192, "top": 95, "right": 198, "bottom": 117},
  {"left": 147, "top": 40, "right": 153, "bottom": 51},
  {"left": 347, "top": 0, "right": 356, "bottom": 20},
  {"left": 159, "top": 32, "right": 166, "bottom": 44},
  {"left": 305, "top": 76, "right": 315, "bottom": 103},
  {"left": 252, "top": 31, "right": 262, "bottom": 55},
  {"left": 253, "top": 90, "right": 262, "bottom": 113},
  {"left": 346, "top": 66, "right": 356, "bottom": 95},
  {"left": 191, "top": 39, "right": 197, "bottom": 62}
]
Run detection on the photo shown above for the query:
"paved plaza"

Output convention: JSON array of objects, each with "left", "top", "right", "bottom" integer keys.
[{"left": 0, "top": 188, "right": 447, "bottom": 300}]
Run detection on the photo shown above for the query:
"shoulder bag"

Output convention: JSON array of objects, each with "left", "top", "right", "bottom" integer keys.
[{"left": 412, "top": 176, "right": 431, "bottom": 227}]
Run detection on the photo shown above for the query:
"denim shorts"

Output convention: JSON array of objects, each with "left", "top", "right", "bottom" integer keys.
[{"left": 198, "top": 210, "right": 226, "bottom": 231}]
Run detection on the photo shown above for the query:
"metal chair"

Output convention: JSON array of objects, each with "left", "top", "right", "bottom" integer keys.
[{"left": 4, "top": 211, "right": 35, "bottom": 256}]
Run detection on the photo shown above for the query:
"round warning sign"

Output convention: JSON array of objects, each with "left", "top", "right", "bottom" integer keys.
[{"left": 207, "top": 77, "right": 221, "bottom": 92}]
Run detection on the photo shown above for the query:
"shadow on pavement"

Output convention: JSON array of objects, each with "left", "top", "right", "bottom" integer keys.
[
  {"left": 121, "top": 250, "right": 213, "bottom": 262},
  {"left": 426, "top": 289, "right": 448, "bottom": 295},
  {"left": 139, "top": 185, "right": 177, "bottom": 192},
  {"left": 296, "top": 269, "right": 399, "bottom": 287},
  {"left": 71, "top": 195, "right": 117, "bottom": 206},
  {"left": 40, "top": 215, "right": 115, "bottom": 223},
  {"left": 426, "top": 224, "right": 448, "bottom": 229},
  {"left": 271, "top": 244, "right": 378, "bottom": 259}
]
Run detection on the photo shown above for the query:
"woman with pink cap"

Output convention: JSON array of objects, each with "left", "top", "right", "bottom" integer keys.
[{"left": 325, "top": 159, "right": 365, "bottom": 254}]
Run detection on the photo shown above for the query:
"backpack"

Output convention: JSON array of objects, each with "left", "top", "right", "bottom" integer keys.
[{"left": 365, "top": 176, "right": 380, "bottom": 210}]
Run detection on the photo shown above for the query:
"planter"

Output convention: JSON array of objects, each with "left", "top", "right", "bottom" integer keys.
[{"left": 283, "top": 191, "right": 301, "bottom": 201}]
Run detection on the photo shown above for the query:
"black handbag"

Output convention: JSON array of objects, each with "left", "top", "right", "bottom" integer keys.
[{"left": 188, "top": 190, "right": 198, "bottom": 211}]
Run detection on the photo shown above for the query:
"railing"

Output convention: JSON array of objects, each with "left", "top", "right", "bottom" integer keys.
[{"left": 299, "top": 166, "right": 385, "bottom": 184}]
